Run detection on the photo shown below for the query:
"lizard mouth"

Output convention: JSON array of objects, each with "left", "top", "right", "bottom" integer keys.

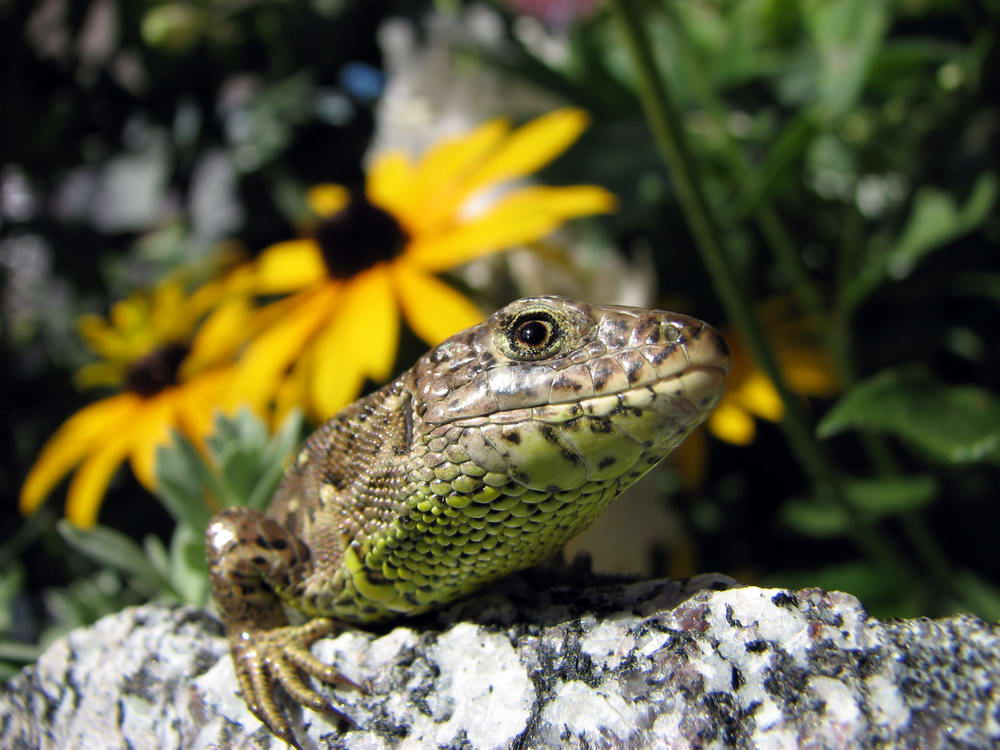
[{"left": 451, "top": 361, "right": 728, "bottom": 430}]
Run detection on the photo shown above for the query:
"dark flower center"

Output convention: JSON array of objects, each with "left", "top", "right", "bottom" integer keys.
[
  {"left": 125, "top": 343, "right": 190, "bottom": 397},
  {"left": 315, "top": 192, "right": 409, "bottom": 280}
]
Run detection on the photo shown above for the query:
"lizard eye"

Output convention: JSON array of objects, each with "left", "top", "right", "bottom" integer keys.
[
  {"left": 507, "top": 311, "right": 560, "bottom": 358},
  {"left": 515, "top": 319, "right": 550, "bottom": 347}
]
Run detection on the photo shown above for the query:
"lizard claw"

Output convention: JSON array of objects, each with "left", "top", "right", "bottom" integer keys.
[{"left": 228, "top": 617, "right": 358, "bottom": 744}]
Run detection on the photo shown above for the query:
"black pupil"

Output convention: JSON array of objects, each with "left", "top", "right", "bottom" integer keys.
[{"left": 517, "top": 320, "right": 549, "bottom": 346}]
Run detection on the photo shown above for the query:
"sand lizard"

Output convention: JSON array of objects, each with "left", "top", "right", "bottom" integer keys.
[{"left": 205, "top": 295, "right": 730, "bottom": 746}]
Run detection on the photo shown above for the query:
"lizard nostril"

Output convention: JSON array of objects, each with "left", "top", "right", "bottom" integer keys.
[{"left": 662, "top": 322, "right": 682, "bottom": 344}]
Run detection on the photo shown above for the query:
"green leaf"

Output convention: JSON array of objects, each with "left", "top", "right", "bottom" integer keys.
[
  {"left": 780, "top": 475, "right": 937, "bottom": 537},
  {"left": 818, "top": 367, "right": 1000, "bottom": 463},
  {"left": 144, "top": 535, "right": 171, "bottom": 582},
  {"left": 169, "top": 523, "right": 209, "bottom": 606},
  {"left": 155, "top": 430, "right": 223, "bottom": 529},
  {"left": 0, "top": 640, "right": 40, "bottom": 664},
  {"left": 887, "top": 172, "right": 997, "bottom": 279},
  {"left": 0, "top": 563, "right": 25, "bottom": 634},
  {"left": 803, "top": 0, "right": 890, "bottom": 118},
  {"left": 247, "top": 409, "right": 303, "bottom": 511},
  {"left": 845, "top": 475, "right": 937, "bottom": 514},
  {"left": 57, "top": 522, "right": 177, "bottom": 599}
]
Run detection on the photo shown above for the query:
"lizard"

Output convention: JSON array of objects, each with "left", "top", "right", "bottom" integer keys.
[{"left": 205, "top": 295, "right": 730, "bottom": 747}]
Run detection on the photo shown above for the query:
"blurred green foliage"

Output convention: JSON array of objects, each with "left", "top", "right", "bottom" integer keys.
[{"left": 2, "top": 0, "right": 999, "bottom": 673}]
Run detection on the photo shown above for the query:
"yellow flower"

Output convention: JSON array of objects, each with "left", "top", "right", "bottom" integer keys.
[
  {"left": 708, "top": 300, "right": 840, "bottom": 445},
  {"left": 671, "top": 299, "right": 840, "bottom": 488},
  {"left": 234, "top": 108, "right": 616, "bottom": 421},
  {"left": 20, "top": 281, "right": 245, "bottom": 528}
]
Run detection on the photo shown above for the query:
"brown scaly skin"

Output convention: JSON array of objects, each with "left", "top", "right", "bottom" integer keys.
[{"left": 205, "top": 296, "right": 730, "bottom": 747}]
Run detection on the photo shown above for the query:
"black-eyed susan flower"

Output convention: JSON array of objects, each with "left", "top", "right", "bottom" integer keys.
[
  {"left": 20, "top": 280, "right": 247, "bottom": 528},
  {"left": 708, "top": 301, "right": 840, "bottom": 446},
  {"left": 671, "top": 299, "right": 840, "bottom": 487},
  {"left": 234, "top": 108, "right": 616, "bottom": 421}
]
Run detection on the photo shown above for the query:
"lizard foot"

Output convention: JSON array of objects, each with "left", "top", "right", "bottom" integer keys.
[{"left": 228, "top": 617, "right": 360, "bottom": 748}]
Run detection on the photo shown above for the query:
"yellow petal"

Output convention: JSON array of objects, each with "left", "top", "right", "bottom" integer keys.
[
  {"left": 308, "top": 266, "right": 399, "bottom": 418},
  {"left": 406, "top": 185, "right": 614, "bottom": 271},
  {"left": 232, "top": 285, "right": 337, "bottom": 411},
  {"left": 393, "top": 263, "right": 483, "bottom": 345},
  {"left": 737, "top": 372, "right": 785, "bottom": 422},
  {"left": 274, "top": 350, "right": 313, "bottom": 427},
  {"left": 65, "top": 433, "right": 133, "bottom": 528},
  {"left": 128, "top": 393, "right": 176, "bottom": 489},
  {"left": 183, "top": 296, "right": 254, "bottom": 377},
  {"left": 455, "top": 108, "right": 589, "bottom": 204},
  {"left": 782, "top": 350, "right": 840, "bottom": 397},
  {"left": 406, "top": 119, "right": 510, "bottom": 233},
  {"left": 185, "top": 262, "right": 256, "bottom": 321},
  {"left": 354, "top": 265, "right": 399, "bottom": 381},
  {"left": 255, "top": 239, "right": 328, "bottom": 294},
  {"left": 176, "top": 367, "right": 241, "bottom": 446},
  {"left": 366, "top": 151, "right": 418, "bottom": 230},
  {"left": 307, "top": 184, "right": 350, "bottom": 219},
  {"left": 20, "top": 393, "right": 141, "bottom": 515},
  {"left": 74, "top": 361, "right": 124, "bottom": 390},
  {"left": 708, "top": 400, "right": 757, "bottom": 445}
]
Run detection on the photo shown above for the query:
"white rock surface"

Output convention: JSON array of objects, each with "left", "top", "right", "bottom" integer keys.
[{"left": 3, "top": 573, "right": 1000, "bottom": 749}]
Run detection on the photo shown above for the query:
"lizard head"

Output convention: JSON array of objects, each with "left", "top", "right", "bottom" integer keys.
[{"left": 411, "top": 296, "right": 729, "bottom": 493}]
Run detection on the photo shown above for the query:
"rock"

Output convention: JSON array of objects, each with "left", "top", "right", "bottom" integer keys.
[{"left": 3, "top": 574, "right": 1000, "bottom": 749}]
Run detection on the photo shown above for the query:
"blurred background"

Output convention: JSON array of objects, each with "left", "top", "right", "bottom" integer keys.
[{"left": 2, "top": 0, "right": 999, "bottom": 675}]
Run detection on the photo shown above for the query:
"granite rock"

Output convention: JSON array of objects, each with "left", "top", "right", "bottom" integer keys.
[{"left": 3, "top": 574, "right": 999, "bottom": 749}]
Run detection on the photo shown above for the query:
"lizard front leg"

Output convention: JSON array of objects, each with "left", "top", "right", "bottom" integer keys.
[{"left": 205, "top": 507, "right": 356, "bottom": 747}]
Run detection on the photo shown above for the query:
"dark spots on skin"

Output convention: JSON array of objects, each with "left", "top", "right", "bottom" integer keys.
[
  {"left": 502, "top": 431, "right": 522, "bottom": 444},
  {"left": 560, "top": 449, "right": 581, "bottom": 464},
  {"left": 598, "top": 456, "right": 617, "bottom": 469},
  {"left": 324, "top": 470, "right": 346, "bottom": 490},
  {"left": 591, "top": 362, "right": 613, "bottom": 390},
  {"left": 362, "top": 605, "right": 378, "bottom": 615},
  {"left": 251, "top": 556, "right": 267, "bottom": 566},
  {"left": 634, "top": 320, "right": 658, "bottom": 346},
  {"left": 588, "top": 419, "right": 612, "bottom": 434},
  {"left": 649, "top": 346, "right": 674, "bottom": 365},
  {"left": 552, "top": 373, "right": 583, "bottom": 392},
  {"left": 646, "top": 455, "right": 659, "bottom": 464},
  {"left": 625, "top": 358, "right": 644, "bottom": 384},
  {"left": 604, "top": 330, "right": 626, "bottom": 349},
  {"left": 514, "top": 470, "right": 531, "bottom": 484},
  {"left": 540, "top": 425, "right": 560, "bottom": 444},
  {"left": 545, "top": 484, "right": 561, "bottom": 492}
]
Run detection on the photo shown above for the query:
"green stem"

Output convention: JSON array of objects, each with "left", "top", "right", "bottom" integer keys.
[{"left": 609, "top": 0, "right": 913, "bottom": 582}]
